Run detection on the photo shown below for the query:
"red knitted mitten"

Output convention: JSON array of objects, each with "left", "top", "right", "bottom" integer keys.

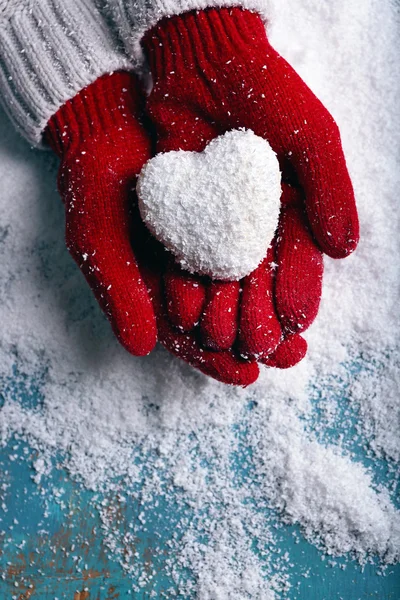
[
  {"left": 46, "top": 72, "right": 258, "bottom": 385},
  {"left": 46, "top": 72, "right": 157, "bottom": 356},
  {"left": 143, "top": 8, "right": 359, "bottom": 366}
]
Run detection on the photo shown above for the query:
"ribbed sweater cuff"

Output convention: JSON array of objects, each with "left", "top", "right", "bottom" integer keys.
[
  {"left": 109, "top": 0, "right": 274, "bottom": 68},
  {"left": 0, "top": 0, "right": 132, "bottom": 147}
]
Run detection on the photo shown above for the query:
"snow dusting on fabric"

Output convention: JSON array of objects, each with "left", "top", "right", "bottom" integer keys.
[{"left": 0, "top": 0, "right": 399, "bottom": 597}]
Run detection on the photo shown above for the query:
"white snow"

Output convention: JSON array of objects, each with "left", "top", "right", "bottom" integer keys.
[
  {"left": 137, "top": 129, "right": 281, "bottom": 280},
  {"left": 0, "top": 0, "right": 399, "bottom": 596}
]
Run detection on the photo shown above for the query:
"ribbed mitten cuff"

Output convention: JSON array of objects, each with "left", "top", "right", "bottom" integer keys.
[
  {"left": 108, "top": 0, "right": 273, "bottom": 68},
  {"left": 46, "top": 71, "right": 144, "bottom": 158},
  {"left": 0, "top": 0, "right": 132, "bottom": 147},
  {"left": 143, "top": 8, "right": 270, "bottom": 77}
]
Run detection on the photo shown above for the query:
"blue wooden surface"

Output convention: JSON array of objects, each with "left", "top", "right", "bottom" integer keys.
[{"left": 1, "top": 376, "right": 400, "bottom": 599}]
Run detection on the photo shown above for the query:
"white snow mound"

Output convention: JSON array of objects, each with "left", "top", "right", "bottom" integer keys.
[{"left": 137, "top": 129, "right": 282, "bottom": 281}]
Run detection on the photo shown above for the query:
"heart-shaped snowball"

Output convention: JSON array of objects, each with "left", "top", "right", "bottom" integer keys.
[{"left": 137, "top": 129, "right": 281, "bottom": 281}]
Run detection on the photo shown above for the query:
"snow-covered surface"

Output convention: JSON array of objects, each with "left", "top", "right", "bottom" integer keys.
[
  {"left": 0, "top": 0, "right": 399, "bottom": 596},
  {"left": 137, "top": 129, "right": 281, "bottom": 280}
]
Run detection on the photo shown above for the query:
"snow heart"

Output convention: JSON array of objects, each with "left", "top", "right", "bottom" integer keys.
[{"left": 137, "top": 129, "right": 282, "bottom": 281}]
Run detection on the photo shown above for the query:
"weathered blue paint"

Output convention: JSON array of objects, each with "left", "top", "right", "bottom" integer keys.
[{"left": 1, "top": 375, "right": 400, "bottom": 599}]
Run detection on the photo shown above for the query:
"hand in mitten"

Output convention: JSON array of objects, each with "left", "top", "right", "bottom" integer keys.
[
  {"left": 45, "top": 72, "right": 258, "bottom": 385},
  {"left": 142, "top": 8, "right": 359, "bottom": 364}
]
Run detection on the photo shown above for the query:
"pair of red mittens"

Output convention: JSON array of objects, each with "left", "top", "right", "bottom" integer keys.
[{"left": 46, "top": 8, "right": 358, "bottom": 384}]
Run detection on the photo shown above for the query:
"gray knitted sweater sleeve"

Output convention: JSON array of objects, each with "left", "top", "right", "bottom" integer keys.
[{"left": 0, "top": 0, "right": 131, "bottom": 146}]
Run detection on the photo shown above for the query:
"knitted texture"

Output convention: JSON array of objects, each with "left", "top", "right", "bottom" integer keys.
[
  {"left": 0, "top": 0, "right": 131, "bottom": 145},
  {"left": 46, "top": 71, "right": 258, "bottom": 385},
  {"left": 105, "top": 0, "right": 273, "bottom": 68},
  {"left": 141, "top": 260, "right": 260, "bottom": 385},
  {"left": 143, "top": 8, "right": 359, "bottom": 364},
  {"left": 46, "top": 72, "right": 157, "bottom": 356},
  {"left": 262, "top": 334, "right": 308, "bottom": 369},
  {"left": 129, "top": 184, "right": 260, "bottom": 385}
]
